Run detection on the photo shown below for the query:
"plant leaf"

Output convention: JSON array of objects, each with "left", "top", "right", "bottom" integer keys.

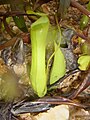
[
  {"left": 80, "top": 1, "right": 90, "bottom": 30},
  {"left": 78, "top": 55, "right": 90, "bottom": 71},
  {"left": 13, "top": 16, "right": 28, "bottom": 32},
  {"left": 58, "top": 0, "right": 71, "bottom": 18},
  {"left": 50, "top": 42, "right": 66, "bottom": 85}
]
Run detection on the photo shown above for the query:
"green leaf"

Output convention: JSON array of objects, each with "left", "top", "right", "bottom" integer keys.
[
  {"left": 2, "top": 17, "right": 12, "bottom": 31},
  {"left": 50, "top": 42, "right": 66, "bottom": 85},
  {"left": 78, "top": 55, "right": 90, "bottom": 71},
  {"left": 26, "top": 9, "right": 46, "bottom": 17},
  {"left": 81, "top": 42, "right": 90, "bottom": 55},
  {"left": 80, "top": 1, "right": 90, "bottom": 30},
  {"left": 13, "top": 16, "right": 28, "bottom": 32}
]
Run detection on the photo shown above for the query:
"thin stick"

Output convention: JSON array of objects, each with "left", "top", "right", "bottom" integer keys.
[
  {"left": 3, "top": 17, "right": 15, "bottom": 37},
  {"left": 0, "top": 11, "right": 35, "bottom": 17},
  {"left": 0, "top": 37, "right": 17, "bottom": 50},
  {"left": 71, "top": 0, "right": 90, "bottom": 17}
]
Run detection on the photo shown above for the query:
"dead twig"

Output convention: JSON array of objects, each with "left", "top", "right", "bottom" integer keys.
[
  {"left": 3, "top": 17, "right": 15, "bottom": 37},
  {"left": 71, "top": 0, "right": 90, "bottom": 17},
  {"left": 0, "top": 33, "right": 30, "bottom": 50},
  {"left": 0, "top": 37, "right": 17, "bottom": 50},
  {"left": 0, "top": 11, "right": 37, "bottom": 17},
  {"left": 37, "top": 96, "right": 87, "bottom": 108},
  {"left": 68, "top": 70, "right": 90, "bottom": 99}
]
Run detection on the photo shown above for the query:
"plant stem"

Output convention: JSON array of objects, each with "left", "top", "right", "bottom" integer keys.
[{"left": 3, "top": 17, "right": 15, "bottom": 37}]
